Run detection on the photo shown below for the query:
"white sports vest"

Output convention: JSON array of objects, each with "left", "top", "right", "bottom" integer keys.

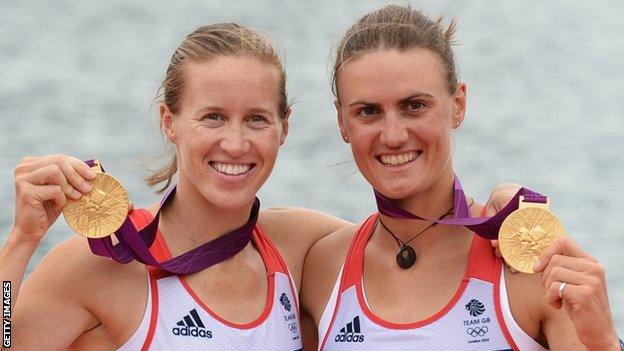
[
  {"left": 117, "top": 209, "right": 303, "bottom": 351},
  {"left": 318, "top": 214, "right": 548, "bottom": 351}
]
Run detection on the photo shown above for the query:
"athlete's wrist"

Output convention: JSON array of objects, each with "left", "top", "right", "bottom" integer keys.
[
  {"left": 3, "top": 227, "right": 41, "bottom": 256},
  {"left": 584, "top": 332, "right": 621, "bottom": 351}
]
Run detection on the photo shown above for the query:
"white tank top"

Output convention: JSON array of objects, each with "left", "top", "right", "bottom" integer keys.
[
  {"left": 318, "top": 214, "right": 548, "bottom": 351},
  {"left": 117, "top": 209, "right": 303, "bottom": 351}
]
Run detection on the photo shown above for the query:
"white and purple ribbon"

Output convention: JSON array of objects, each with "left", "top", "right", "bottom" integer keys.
[
  {"left": 84, "top": 160, "right": 259, "bottom": 275},
  {"left": 374, "top": 176, "right": 546, "bottom": 239}
]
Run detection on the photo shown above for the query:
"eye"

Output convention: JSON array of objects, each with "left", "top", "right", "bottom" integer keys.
[
  {"left": 406, "top": 100, "right": 426, "bottom": 112},
  {"left": 247, "top": 115, "right": 267, "bottom": 123},
  {"left": 246, "top": 114, "right": 270, "bottom": 128},
  {"left": 358, "top": 105, "right": 378, "bottom": 117},
  {"left": 201, "top": 113, "right": 226, "bottom": 122}
]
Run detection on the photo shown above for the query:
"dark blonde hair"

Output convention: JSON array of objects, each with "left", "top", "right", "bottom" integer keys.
[
  {"left": 332, "top": 4, "right": 458, "bottom": 97},
  {"left": 147, "top": 23, "right": 290, "bottom": 193}
]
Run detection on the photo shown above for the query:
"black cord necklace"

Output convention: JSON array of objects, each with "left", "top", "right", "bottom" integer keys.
[{"left": 379, "top": 198, "right": 474, "bottom": 269}]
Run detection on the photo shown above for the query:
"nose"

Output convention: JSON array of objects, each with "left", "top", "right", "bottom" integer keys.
[
  {"left": 379, "top": 112, "right": 409, "bottom": 148},
  {"left": 219, "top": 123, "right": 250, "bottom": 157}
]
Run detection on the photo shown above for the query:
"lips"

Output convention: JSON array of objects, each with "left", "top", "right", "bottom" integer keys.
[
  {"left": 209, "top": 161, "right": 255, "bottom": 175},
  {"left": 378, "top": 151, "right": 420, "bottom": 166}
]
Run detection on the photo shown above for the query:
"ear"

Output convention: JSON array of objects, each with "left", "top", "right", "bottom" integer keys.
[
  {"left": 160, "top": 103, "right": 177, "bottom": 143},
  {"left": 452, "top": 82, "right": 467, "bottom": 129},
  {"left": 279, "top": 108, "right": 291, "bottom": 146},
  {"left": 334, "top": 99, "right": 349, "bottom": 143}
]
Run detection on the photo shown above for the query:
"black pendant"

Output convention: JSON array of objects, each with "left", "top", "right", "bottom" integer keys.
[{"left": 396, "top": 245, "right": 416, "bottom": 269}]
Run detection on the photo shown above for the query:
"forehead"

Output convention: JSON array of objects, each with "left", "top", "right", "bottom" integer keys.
[
  {"left": 337, "top": 48, "right": 449, "bottom": 103},
  {"left": 181, "top": 56, "right": 281, "bottom": 112}
]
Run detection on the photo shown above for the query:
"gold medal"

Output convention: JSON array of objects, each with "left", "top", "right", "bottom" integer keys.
[
  {"left": 63, "top": 161, "right": 129, "bottom": 238},
  {"left": 498, "top": 196, "right": 565, "bottom": 273}
]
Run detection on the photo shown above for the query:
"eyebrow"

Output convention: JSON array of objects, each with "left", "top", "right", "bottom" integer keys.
[
  {"left": 347, "top": 92, "right": 435, "bottom": 107},
  {"left": 247, "top": 107, "right": 275, "bottom": 115},
  {"left": 193, "top": 105, "right": 275, "bottom": 115}
]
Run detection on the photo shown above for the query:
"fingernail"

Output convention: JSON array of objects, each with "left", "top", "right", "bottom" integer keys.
[
  {"left": 86, "top": 169, "right": 96, "bottom": 179},
  {"left": 533, "top": 260, "right": 542, "bottom": 271},
  {"left": 70, "top": 189, "right": 82, "bottom": 199},
  {"left": 78, "top": 182, "right": 92, "bottom": 193}
]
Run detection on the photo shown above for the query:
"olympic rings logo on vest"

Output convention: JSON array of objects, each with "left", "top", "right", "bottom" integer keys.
[{"left": 466, "top": 326, "right": 489, "bottom": 338}]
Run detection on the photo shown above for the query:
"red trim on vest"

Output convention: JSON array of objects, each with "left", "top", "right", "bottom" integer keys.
[
  {"left": 140, "top": 267, "right": 160, "bottom": 351},
  {"left": 494, "top": 261, "right": 521, "bottom": 351},
  {"left": 352, "top": 214, "right": 478, "bottom": 330},
  {"left": 178, "top": 273, "right": 275, "bottom": 330},
  {"left": 341, "top": 214, "right": 378, "bottom": 290},
  {"left": 321, "top": 211, "right": 507, "bottom": 345},
  {"left": 319, "top": 216, "right": 375, "bottom": 349},
  {"left": 130, "top": 208, "right": 291, "bottom": 330},
  {"left": 469, "top": 236, "right": 499, "bottom": 283}
]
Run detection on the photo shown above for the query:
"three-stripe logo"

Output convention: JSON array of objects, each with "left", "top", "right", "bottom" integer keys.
[
  {"left": 172, "top": 309, "right": 213, "bottom": 338},
  {"left": 334, "top": 316, "right": 365, "bottom": 343}
]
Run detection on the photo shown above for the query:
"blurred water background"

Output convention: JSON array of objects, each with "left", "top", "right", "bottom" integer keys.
[{"left": 1, "top": 0, "right": 622, "bottom": 335}]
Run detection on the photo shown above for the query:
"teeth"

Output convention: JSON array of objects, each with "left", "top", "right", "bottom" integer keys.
[
  {"left": 211, "top": 162, "right": 251, "bottom": 175},
  {"left": 380, "top": 152, "right": 418, "bottom": 166}
]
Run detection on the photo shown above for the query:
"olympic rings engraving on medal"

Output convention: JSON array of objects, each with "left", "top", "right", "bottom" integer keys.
[{"left": 466, "top": 326, "right": 489, "bottom": 338}]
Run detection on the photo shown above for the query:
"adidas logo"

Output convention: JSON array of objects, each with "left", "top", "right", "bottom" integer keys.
[
  {"left": 172, "top": 309, "right": 213, "bottom": 338},
  {"left": 334, "top": 316, "right": 365, "bottom": 343}
]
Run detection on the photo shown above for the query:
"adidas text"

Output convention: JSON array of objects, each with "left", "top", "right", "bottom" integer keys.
[
  {"left": 335, "top": 333, "right": 364, "bottom": 343},
  {"left": 172, "top": 326, "right": 212, "bottom": 338}
]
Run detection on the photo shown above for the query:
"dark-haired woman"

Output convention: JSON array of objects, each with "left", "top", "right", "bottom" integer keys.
[{"left": 302, "top": 5, "right": 620, "bottom": 350}]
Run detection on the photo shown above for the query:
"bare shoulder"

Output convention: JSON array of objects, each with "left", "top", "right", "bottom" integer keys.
[
  {"left": 301, "top": 223, "right": 360, "bottom": 324},
  {"left": 13, "top": 236, "right": 147, "bottom": 349},
  {"left": 24, "top": 235, "right": 146, "bottom": 311},
  {"left": 260, "top": 206, "right": 350, "bottom": 247},
  {"left": 258, "top": 207, "right": 350, "bottom": 282}
]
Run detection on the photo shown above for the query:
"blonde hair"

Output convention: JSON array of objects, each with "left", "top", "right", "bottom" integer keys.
[
  {"left": 147, "top": 23, "right": 290, "bottom": 193},
  {"left": 332, "top": 4, "right": 458, "bottom": 97}
]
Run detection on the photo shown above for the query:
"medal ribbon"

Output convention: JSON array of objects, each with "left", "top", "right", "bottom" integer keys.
[
  {"left": 374, "top": 175, "right": 546, "bottom": 240},
  {"left": 84, "top": 160, "right": 259, "bottom": 275}
]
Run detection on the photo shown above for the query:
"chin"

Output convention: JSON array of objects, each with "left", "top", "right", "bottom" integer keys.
[{"left": 209, "top": 192, "right": 257, "bottom": 210}]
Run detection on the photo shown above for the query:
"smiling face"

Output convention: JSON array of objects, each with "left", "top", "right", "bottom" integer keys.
[
  {"left": 161, "top": 55, "right": 289, "bottom": 209},
  {"left": 335, "top": 48, "right": 466, "bottom": 200}
]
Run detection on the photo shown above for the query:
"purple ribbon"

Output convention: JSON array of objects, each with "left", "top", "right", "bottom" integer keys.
[
  {"left": 84, "top": 160, "right": 259, "bottom": 275},
  {"left": 374, "top": 176, "right": 546, "bottom": 240}
]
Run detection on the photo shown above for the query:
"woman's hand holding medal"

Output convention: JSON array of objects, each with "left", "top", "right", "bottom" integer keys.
[
  {"left": 484, "top": 183, "right": 619, "bottom": 350},
  {"left": 534, "top": 237, "right": 620, "bottom": 350},
  {"left": 12, "top": 154, "right": 96, "bottom": 243}
]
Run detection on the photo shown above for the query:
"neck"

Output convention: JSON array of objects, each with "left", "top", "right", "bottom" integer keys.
[
  {"left": 376, "top": 171, "right": 457, "bottom": 247},
  {"left": 159, "top": 181, "right": 254, "bottom": 254}
]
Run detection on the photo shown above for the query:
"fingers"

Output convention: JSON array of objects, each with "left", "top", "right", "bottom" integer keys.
[
  {"left": 484, "top": 182, "right": 522, "bottom": 215},
  {"left": 534, "top": 236, "right": 592, "bottom": 272},
  {"left": 21, "top": 164, "right": 82, "bottom": 200},
  {"left": 58, "top": 156, "right": 96, "bottom": 193},
  {"left": 545, "top": 280, "right": 569, "bottom": 309},
  {"left": 540, "top": 254, "right": 600, "bottom": 285},
  {"left": 542, "top": 265, "right": 589, "bottom": 294},
  {"left": 20, "top": 182, "right": 67, "bottom": 210},
  {"left": 14, "top": 154, "right": 95, "bottom": 200}
]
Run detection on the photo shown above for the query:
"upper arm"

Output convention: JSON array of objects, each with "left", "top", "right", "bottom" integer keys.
[
  {"left": 263, "top": 206, "right": 351, "bottom": 248},
  {"left": 260, "top": 207, "right": 351, "bottom": 288},
  {"left": 300, "top": 226, "right": 354, "bottom": 326},
  {"left": 10, "top": 238, "right": 100, "bottom": 350},
  {"left": 505, "top": 268, "right": 585, "bottom": 350}
]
